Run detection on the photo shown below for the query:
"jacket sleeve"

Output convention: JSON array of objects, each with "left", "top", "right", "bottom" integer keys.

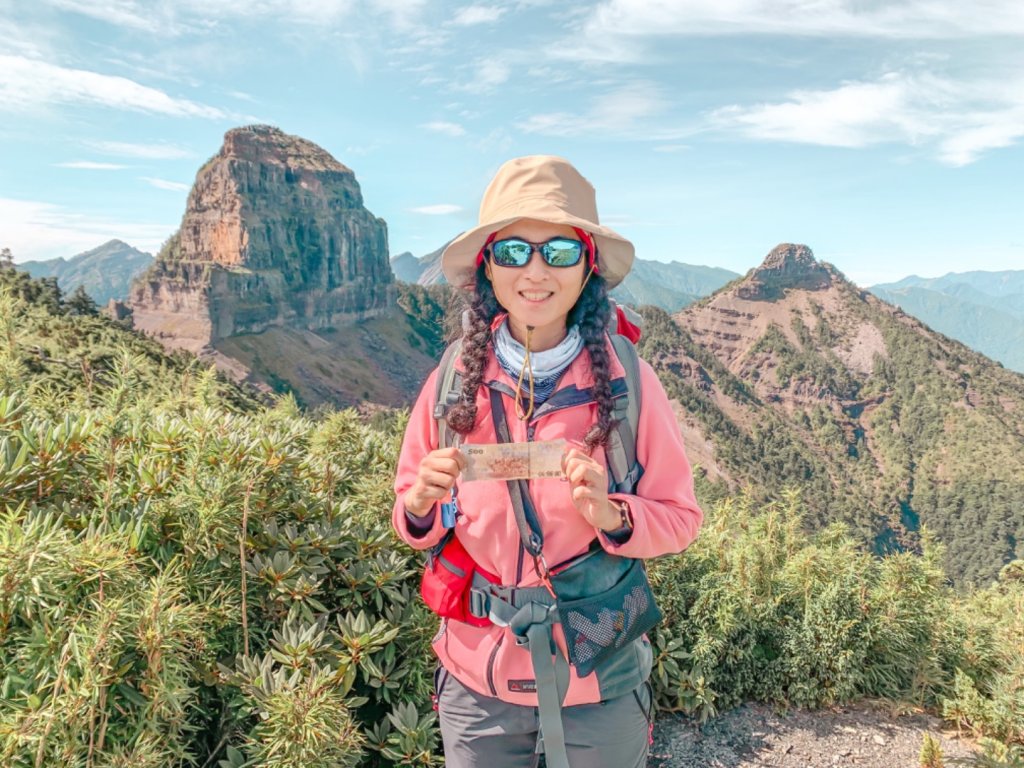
[
  {"left": 392, "top": 368, "right": 450, "bottom": 550},
  {"left": 599, "top": 358, "right": 704, "bottom": 559}
]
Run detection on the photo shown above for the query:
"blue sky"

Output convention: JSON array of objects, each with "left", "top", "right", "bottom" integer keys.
[{"left": 1, "top": 0, "right": 1022, "bottom": 286}]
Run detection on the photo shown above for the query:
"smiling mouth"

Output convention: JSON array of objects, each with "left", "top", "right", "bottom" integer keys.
[{"left": 519, "top": 291, "right": 553, "bottom": 302}]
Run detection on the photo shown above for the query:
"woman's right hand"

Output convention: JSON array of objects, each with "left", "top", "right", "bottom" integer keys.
[{"left": 403, "top": 447, "right": 466, "bottom": 517}]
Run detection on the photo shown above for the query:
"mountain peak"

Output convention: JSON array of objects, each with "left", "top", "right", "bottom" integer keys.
[
  {"left": 737, "top": 243, "right": 833, "bottom": 300},
  {"left": 222, "top": 125, "right": 352, "bottom": 174}
]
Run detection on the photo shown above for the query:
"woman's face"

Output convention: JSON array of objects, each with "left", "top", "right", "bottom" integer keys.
[{"left": 485, "top": 218, "right": 589, "bottom": 351}]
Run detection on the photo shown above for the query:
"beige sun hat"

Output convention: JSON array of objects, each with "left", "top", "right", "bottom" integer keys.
[{"left": 441, "top": 155, "right": 635, "bottom": 289}]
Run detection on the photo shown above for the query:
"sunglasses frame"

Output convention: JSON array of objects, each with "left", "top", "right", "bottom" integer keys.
[{"left": 487, "top": 236, "right": 586, "bottom": 269}]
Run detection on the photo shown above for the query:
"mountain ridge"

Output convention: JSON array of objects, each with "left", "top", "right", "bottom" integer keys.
[
  {"left": 643, "top": 243, "right": 1024, "bottom": 585},
  {"left": 20, "top": 239, "right": 153, "bottom": 305},
  {"left": 870, "top": 269, "right": 1024, "bottom": 372}
]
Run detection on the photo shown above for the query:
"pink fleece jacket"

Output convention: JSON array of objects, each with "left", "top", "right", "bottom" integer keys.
[{"left": 392, "top": 338, "right": 703, "bottom": 707}]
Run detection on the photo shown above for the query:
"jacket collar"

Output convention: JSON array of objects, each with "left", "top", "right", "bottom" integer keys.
[{"left": 455, "top": 332, "right": 627, "bottom": 394}]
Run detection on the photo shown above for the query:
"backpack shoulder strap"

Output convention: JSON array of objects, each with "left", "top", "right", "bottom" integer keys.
[
  {"left": 433, "top": 338, "right": 464, "bottom": 450},
  {"left": 606, "top": 333, "right": 643, "bottom": 494}
]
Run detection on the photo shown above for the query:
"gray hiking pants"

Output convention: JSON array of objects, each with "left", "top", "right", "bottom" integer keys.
[{"left": 435, "top": 667, "right": 653, "bottom": 768}]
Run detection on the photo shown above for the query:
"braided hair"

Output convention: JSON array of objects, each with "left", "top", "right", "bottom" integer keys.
[{"left": 445, "top": 262, "right": 615, "bottom": 450}]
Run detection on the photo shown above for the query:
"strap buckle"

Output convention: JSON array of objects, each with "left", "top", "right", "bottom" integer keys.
[
  {"left": 468, "top": 588, "right": 491, "bottom": 621},
  {"left": 533, "top": 551, "right": 557, "bottom": 599}
]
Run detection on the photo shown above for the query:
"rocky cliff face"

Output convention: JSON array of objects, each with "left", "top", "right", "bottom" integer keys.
[
  {"left": 129, "top": 125, "right": 394, "bottom": 353},
  {"left": 735, "top": 243, "right": 833, "bottom": 301}
]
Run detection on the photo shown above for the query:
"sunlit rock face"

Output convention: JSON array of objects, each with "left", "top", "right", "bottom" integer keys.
[{"left": 130, "top": 125, "right": 394, "bottom": 353}]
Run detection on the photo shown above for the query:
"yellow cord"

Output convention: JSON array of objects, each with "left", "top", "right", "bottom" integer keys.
[
  {"left": 513, "top": 263, "right": 597, "bottom": 422},
  {"left": 515, "top": 326, "right": 535, "bottom": 421}
]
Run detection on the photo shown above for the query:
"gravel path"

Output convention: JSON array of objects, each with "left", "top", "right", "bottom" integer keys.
[{"left": 648, "top": 701, "right": 979, "bottom": 767}]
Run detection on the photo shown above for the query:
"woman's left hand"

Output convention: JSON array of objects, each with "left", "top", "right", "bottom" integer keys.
[{"left": 563, "top": 448, "right": 620, "bottom": 531}]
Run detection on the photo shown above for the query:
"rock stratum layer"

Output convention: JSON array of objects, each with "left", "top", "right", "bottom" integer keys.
[{"left": 129, "top": 125, "right": 394, "bottom": 353}]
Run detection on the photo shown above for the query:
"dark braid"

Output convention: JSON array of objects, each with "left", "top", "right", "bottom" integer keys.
[
  {"left": 569, "top": 275, "right": 614, "bottom": 450},
  {"left": 446, "top": 263, "right": 499, "bottom": 435},
  {"left": 446, "top": 262, "right": 616, "bottom": 450}
]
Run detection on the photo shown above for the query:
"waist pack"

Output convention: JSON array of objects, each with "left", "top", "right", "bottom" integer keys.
[
  {"left": 548, "top": 545, "right": 661, "bottom": 678},
  {"left": 421, "top": 530, "right": 497, "bottom": 628}
]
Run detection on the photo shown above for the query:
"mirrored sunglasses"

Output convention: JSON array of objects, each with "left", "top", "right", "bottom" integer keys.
[{"left": 488, "top": 237, "right": 585, "bottom": 268}]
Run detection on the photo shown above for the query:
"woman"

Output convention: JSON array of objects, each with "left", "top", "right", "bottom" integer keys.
[{"left": 392, "top": 155, "right": 703, "bottom": 768}]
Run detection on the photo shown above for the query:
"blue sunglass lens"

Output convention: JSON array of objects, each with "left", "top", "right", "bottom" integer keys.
[
  {"left": 491, "top": 238, "right": 584, "bottom": 267},
  {"left": 492, "top": 239, "right": 533, "bottom": 266},
  {"left": 541, "top": 238, "right": 584, "bottom": 266}
]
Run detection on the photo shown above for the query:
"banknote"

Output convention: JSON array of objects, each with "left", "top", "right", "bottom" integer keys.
[{"left": 460, "top": 439, "right": 568, "bottom": 482}]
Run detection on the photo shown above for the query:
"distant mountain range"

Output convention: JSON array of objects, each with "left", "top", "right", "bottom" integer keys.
[
  {"left": 20, "top": 239, "right": 153, "bottom": 305},
  {"left": 869, "top": 271, "right": 1024, "bottom": 373},
  {"left": 389, "top": 248, "right": 739, "bottom": 312}
]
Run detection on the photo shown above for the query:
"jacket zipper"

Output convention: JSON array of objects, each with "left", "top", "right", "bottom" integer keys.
[{"left": 486, "top": 632, "right": 504, "bottom": 696}]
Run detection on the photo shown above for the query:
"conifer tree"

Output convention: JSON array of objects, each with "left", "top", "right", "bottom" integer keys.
[{"left": 65, "top": 284, "right": 98, "bottom": 316}]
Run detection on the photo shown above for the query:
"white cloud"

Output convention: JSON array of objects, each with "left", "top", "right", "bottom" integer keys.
[
  {"left": 0, "top": 198, "right": 170, "bottom": 263},
  {"left": 521, "top": 81, "right": 671, "bottom": 137},
  {"left": 86, "top": 141, "right": 195, "bottom": 159},
  {"left": 554, "top": 0, "right": 1024, "bottom": 63},
  {"left": 423, "top": 121, "right": 467, "bottom": 137},
  {"left": 42, "top": 0, "right": 427, "bottom": 33},
  {"left": 54, "top": 161, "right": 129, "bottom": 170},
  {"left": 43, "top": 0, "right": 172, "bottom": 32},
  {"left": 410, "top": 204, "right": 464, "bottom": 215},
  {"left": 592, "top": 0, "right": 1024, "bottom": 40},
  {"left": 0, "top": 17, "right": 57, "bottom": 60},
  {"left": 141, "top": 177, "right": 191, "bottom": 192},
  {"left": 710, "top": 71, "right": 1024, "bottom": 165},
  {"left": 0, "top": 55, "right": 226, "bottom": 118},
  {"left": 452, "top": 5, "right": 506, "bottom": 25},
  {"left": 456, "top": 60, "right": 511, "bottom": 94}
]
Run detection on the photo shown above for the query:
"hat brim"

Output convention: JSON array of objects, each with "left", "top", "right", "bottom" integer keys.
[{"left": 441, "top": 209, "right": 634, "bottom": 290}]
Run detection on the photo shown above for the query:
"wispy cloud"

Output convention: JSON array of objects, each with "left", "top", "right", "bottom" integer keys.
[
  {"left": 141, "top": 177, "right": 191, "bottom": 192},
  {"left": 0, "top": 55, "right": 226, "bottom": 118},
  {"left": 568, "top": 0, "right": 1024, "bottom": 60},
  {"left": 0, "top": 17, "right": 57, "bottom": 60},
  {"left": 55, "top": 161, "right": 129, "bottom": 170},
  {"left": 455, "top": 60, "right": 511, "bottom": 94},
  {"left": 410, "top": 204, "right": 464, "bottom": 215},
  {"left": 85, "top": 141, "right": 195, "bottom": 159},
  {"left": 451, "top": 5, "right": 506, "bottom": 25},
  {"left": 423, "top": 120, "right": 467, "bottom": 137},
  {"left": 43, "top": 0, "right": 173, "bottom": 33},
  {"left": 42, "top": 0, "right": 428, "bottom": 33},
  {"left": 0, "top": 197, "right": 169, "bottom": 262},
  {"left": 710, "top": 71, "right": 1024, "bottom": 165},
  {"left": 521, "top": 81, "right": 673, "bottom": 138}
]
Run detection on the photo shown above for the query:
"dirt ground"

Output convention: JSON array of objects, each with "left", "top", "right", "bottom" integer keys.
[{"left": 648, "top": 701, "right": 978, "bottom": 767}]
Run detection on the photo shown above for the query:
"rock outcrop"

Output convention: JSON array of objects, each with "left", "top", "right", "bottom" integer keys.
[
  {"left": 736, "top": 243, "right": 833, "bottom": 301},
  {"left": 129, "top": 125, "right": 394, "bottom": 353}
]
